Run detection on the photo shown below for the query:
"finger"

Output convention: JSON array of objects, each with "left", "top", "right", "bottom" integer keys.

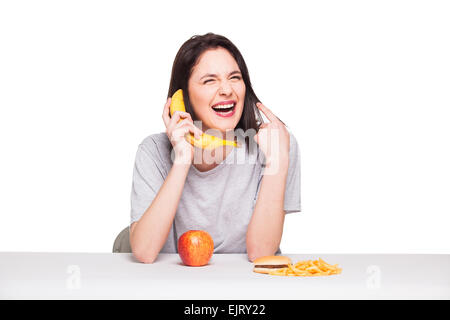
[
  {"left": 171, "top": 127, "right": 189, "bottom": 143},
  {"left": 256, "top": 102, "right": 278, "bottom": 123},
  {"left": 170, "top": 117, "right": 189, "bottom": 134},
  {"left": 187, "top": 124, "right": 203, "bottom": 140},
  {"left": 275, "top": 116, "right": 287, "bottom": 127},
  {"left": 162, "top": 97, "right": 171, "bottom": 127},
  {"left": 175, "top": 118, "right": 202, "bottom": 139},
  {"left": 172, "top": 120, "right": 192, "bottom": 137},
  {"left": 167, "top": 112, "right": 183, "bottom": 137},
  {"left": 171, "top": 110, "right": 192, "bottom": 122},
  {"left": 167, "top": 111, "right": 192, "bottom": 132},
  {"left": 173, "top": 123, "right": 202, "bottom": 141},
  {"left": 179, "top": 120, "right": 203, "bottom": 140}
]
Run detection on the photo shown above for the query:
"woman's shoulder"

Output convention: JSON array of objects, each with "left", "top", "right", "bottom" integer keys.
[
  {"left": 137, "top": 132, "right": 172, "bottom": 160},
  {"left": 140, "top": 132, "right": 170, "bottom": 147}
]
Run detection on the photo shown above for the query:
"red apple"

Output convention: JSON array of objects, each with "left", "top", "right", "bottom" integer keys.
[{"left": 178, "top": 230, "right": 214, "bottom": 266}]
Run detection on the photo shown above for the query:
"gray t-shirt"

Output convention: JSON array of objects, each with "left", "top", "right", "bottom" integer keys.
[{"left": 130, "top": 130, "right": 301, "bottom": 254}]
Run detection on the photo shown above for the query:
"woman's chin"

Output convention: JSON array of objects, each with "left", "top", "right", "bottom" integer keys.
[
  {"left": 204, "top": 123, "right": 236, "bottom": 136},
  {"left": 208, "top": 112, "right": 241, "bottom": 132}
]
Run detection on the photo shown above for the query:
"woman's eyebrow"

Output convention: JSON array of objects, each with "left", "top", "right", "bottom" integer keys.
[{"left": 200, "top": 70, "right": 241, "bottom": 80}]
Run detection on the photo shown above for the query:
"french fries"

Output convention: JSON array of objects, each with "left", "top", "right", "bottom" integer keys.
[{"left": 268, "top": 258, "right": 342, "bottom": 277}]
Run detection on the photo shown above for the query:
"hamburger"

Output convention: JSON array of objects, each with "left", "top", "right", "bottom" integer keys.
[{"left": 253, "top": 255, "right": 292, "bottom": 274}]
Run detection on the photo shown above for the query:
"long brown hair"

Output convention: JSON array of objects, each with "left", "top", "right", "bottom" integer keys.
[{"left": 167, "top": 33, "right": 264, "bottom": 152}]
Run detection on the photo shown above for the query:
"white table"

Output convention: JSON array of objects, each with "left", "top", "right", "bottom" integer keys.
[{"left": 1, "top": 252, "right": 449, "bottom": 299}]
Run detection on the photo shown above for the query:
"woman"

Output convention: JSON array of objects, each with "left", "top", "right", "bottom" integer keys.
[{"left": 129, "top": 33, "right": 300, "bottom": 263}]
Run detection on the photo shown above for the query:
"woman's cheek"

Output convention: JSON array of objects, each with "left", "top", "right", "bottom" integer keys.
[
  {"left": 203, "top": 86, "right": 218, "bottom": 100},
  {"left": 232, "top": 83, "right": 245, "bottom": 99}
]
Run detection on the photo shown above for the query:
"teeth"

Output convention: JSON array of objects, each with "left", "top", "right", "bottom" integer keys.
[{"left": 212, "top": 103, "right": 235, "bottom": 109}]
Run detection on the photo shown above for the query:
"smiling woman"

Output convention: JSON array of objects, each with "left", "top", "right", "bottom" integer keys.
[
  {"left": 128, "top": 33, "right": 301, "bottom": 264},
  {"left": 194, "top": 68, "right": 242, "bottom": 117},
  {"left": 168, "top": 33, "right": 264, "bottom": 141}
]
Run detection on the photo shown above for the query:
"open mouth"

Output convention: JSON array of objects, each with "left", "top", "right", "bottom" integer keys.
[{"left": 211, "top": 102, "right": 236, "bottom": 117}]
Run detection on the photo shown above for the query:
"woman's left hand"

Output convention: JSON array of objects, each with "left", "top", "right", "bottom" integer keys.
[{"left": 253, "top": 102, "right": 290, "bottom": 169}]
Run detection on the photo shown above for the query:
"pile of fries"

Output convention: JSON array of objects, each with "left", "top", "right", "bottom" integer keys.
[{"left": 268, "top": 258, "right": 342, "bottom": 277}]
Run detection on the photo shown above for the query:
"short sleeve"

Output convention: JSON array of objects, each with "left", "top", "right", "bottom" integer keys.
[
  {"left": 130, "top": 139, "right": 166, "bottom": 225},
  {"left": 283, "top": 131, "right": 301, "bottom": 214}
]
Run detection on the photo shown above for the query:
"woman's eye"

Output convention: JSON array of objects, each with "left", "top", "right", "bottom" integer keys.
[{"left": 203, "top": 76, "right": 241, "bottom": 84}]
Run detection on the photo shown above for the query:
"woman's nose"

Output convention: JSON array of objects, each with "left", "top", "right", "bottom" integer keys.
[{"left": 218, "top": 81, "right": 232, "bottom": 95}]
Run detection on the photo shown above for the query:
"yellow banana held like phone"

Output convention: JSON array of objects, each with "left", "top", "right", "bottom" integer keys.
[{"left": 169, "top": 89, "right": 241, "bottom": 150}]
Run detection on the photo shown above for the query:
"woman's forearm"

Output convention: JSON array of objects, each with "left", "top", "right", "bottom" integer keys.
[
  {"left": 246, "top": 158, "right": 289, "bottom": 262},
  {"left": 130, "top": 162, "right": 190, "bottom": 263}
]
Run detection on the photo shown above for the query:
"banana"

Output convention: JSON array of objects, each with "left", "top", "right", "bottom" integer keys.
[{"left": 169, "top": 89, "right": 241, "bottom": 150}]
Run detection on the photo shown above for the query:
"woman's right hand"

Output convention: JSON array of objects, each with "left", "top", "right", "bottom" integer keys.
[{"left": 162, "top": 97, "right": 203, "bottom": 165}]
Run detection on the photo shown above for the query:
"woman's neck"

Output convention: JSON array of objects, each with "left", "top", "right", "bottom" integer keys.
[{"left": 192, "top": 145, "right": 233, "bottom": 172}]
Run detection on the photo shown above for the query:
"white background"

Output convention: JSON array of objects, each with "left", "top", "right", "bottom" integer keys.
[{"left": 0, "top": 0, "right": 449, "bottom": 254}]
